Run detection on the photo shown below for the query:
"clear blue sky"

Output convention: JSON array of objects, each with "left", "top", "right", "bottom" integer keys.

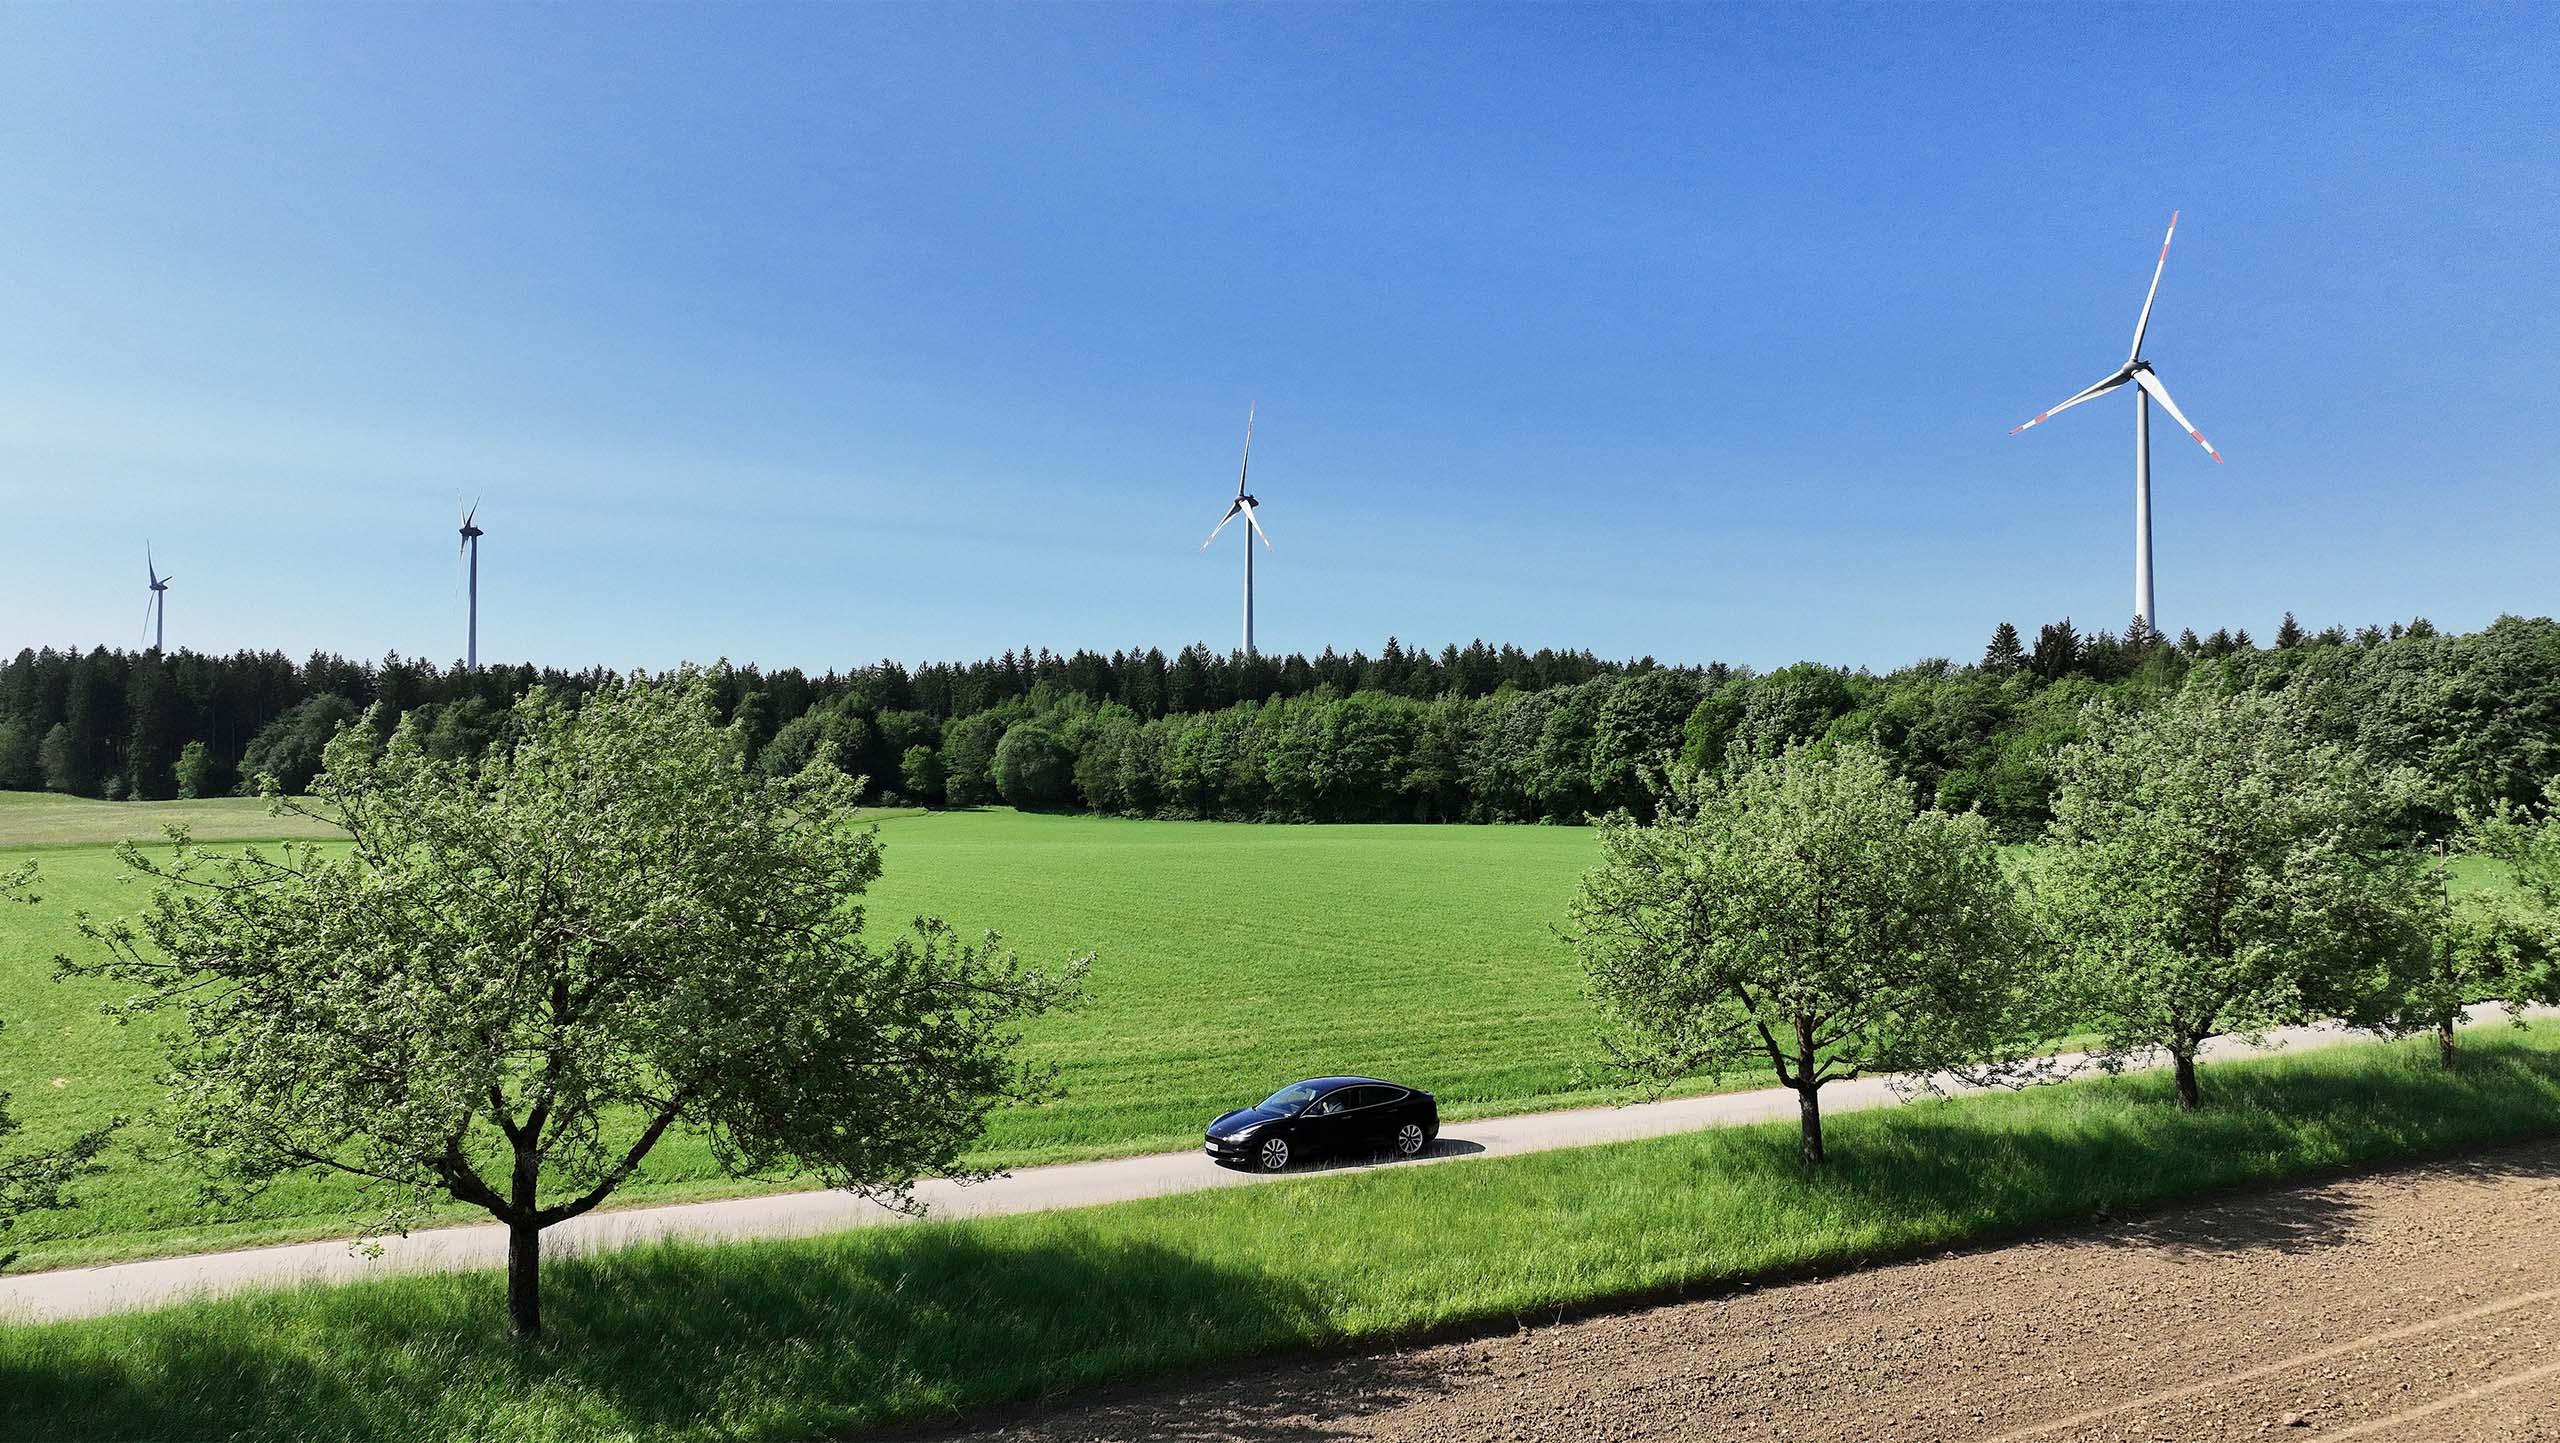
[{"left": 2, "top": 3, "right": 2553, "bottom": 673}]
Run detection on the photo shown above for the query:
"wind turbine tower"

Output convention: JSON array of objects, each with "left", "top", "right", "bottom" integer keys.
[
  {"left": 2009, "top": 211, "right": 2223, "bottom": 632},
  {"left": 1201, "top": 405, "right": 1272, "bottom": 654},
  {"left": 458, "top": 500, "right": 484, "bottom": 671},
  {"left": 144, "top": 547, "right": 172, "bottom": 653}
]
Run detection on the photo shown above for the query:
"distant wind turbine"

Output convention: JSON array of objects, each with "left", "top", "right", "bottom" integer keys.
[
  {"left": 2010, "top": 211, "right": 2223, "bottom": 632},
  {"left": 1200, "top": 405, "right": 1272, "bottom": 655},
  {"left": 143, "top": 546, "right": 172, "bottom": 653},
  {"left": 458, "top": 499, "right": 484, "bottom": 671}
]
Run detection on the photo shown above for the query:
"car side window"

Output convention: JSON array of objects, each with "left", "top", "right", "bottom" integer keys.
[
  {"left": 1332, "top": 1086, "right": 1383, "bottom": 1112},
  {"left": 1313, "top": 1088, "right": 1352, "bottom": 1115}
]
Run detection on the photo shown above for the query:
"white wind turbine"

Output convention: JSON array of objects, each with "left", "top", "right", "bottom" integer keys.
[
  {"left": 1200, "top": 404, "right": 1272, "bottom": 655},
  {"left": 143, "top": 546, "right": 173, "bottom": 653},
  {"left": 458, "top": 498, "right": 484, "bottom": 671},
  {"left": 2010, "top": 211, "right": 2222, "bottom": 631}
]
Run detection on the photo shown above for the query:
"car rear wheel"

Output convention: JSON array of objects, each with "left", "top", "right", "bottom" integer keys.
[
  {"left": 1395, "top": 1122, "right": 1428, "bottom": 1157},
  {"left": 1256, "top": 1136, "right": 1291, "bottom": 1172}
]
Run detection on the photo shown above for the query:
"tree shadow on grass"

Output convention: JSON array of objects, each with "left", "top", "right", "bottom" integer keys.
[
  {"left": 0, "top": 1227, "right": 1331, "bottom": 1443},
  {"left": 1767, "top": 1033, "right": 2560, "bottom": 1267}
]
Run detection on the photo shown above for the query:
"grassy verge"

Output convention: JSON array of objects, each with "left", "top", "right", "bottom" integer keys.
[{"left": 7, "top": 1028, "right": 2560, "bottom": 1443}]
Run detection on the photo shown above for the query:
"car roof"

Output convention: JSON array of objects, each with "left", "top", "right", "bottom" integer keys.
[{"left": 1299, "top": 1076, "right": 1395, "bottom": 1090}]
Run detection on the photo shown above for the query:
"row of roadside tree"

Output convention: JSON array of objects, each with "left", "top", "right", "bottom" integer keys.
[{"left": 1570, "top": 680, "right": 2560, "bottom": 1164}]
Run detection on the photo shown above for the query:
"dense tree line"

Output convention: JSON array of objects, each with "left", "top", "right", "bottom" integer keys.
[{"left": 6, "top": 614, "right": 2557, "bottom": 836}]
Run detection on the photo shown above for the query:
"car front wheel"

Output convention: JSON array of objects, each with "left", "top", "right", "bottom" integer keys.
[
  {"left": 1257, "top": 1135, "right": 1291, "bottom": 1172},
  {"left": 1395, "top": 1122, "right": 1428, "bottom": 1157}
]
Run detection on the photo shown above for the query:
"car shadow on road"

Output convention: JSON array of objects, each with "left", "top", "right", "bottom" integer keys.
[{"left": 1285, "top": 1138, "right": 1487, "bottom": 1176}]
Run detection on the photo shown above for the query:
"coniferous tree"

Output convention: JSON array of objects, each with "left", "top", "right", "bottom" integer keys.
[
  {"left": 2276, "top": 612, "right": 2306, "bottom": 649},
  {"left": 1981, "top": 622, "right": 2026, "bottom": 674},
  {"left": 2030, "top": 619, "right": 2081, "bottom": 682},
  {"left": 0, "top": 720, "right": 35, "bottom": 790},
  {"left": 37, "top": 723, "right": 83, "bottom": 796}
]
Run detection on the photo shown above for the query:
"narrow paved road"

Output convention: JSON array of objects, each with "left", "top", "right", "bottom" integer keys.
[
  {"left": 1, "top": 1011, "right": 2536, "bottom": 1324},
  {"left": 905, "top": 1136, "right": 2560, "bottom": 1442}
]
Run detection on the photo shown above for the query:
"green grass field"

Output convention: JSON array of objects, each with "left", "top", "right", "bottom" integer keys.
[
  {"left": 1, "top": 804, "right": 1622, "bottom": 1267},
  {"left": 8, "top": 1029, "right": 2558, "bottom": 1443},
  {"left": 0, "top": 797, "right": 2528, "bottom": 1271},
  {"left": 0, "top": 790, "right": 347, "bottom": 849}
]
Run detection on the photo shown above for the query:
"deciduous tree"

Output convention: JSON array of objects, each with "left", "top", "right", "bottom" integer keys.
[
  {"left": 1568, "top": 742, "right": 2040, "bottom": 1165},
  {"left": 66, "top": 673, "right": 1083, "bottom": 1336},
  {"left": 2343, "top": 857, "right": 2556, "bottom": 1066},
  {"left": 2033, "top": 686, "right": 2431, "bottom": 1109}
]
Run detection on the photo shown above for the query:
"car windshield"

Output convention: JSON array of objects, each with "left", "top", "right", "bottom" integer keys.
[{"left": 1259, "top": 1083, "right": 1323, "bottom": 1113}]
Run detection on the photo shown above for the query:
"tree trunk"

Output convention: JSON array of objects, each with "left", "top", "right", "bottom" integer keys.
[
  {"left": 507, "top": 1219, "right": 542, "bottom": 1338},
  {"left": 2171, "top": 1048, "right": 2200, "bottom": 1112},
  {"left": 1794, "top": 1015, "right": 1825, "bottom": 1166},
  {"left": 2438, "top": 1017, "right": 2458, "bottom": 1069},
  {"left": 507, "top": 1132, "right": 544, "bottom": 1339}
]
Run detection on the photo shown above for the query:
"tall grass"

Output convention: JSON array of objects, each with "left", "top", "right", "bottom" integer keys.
[{"left": 8, "top": 1029, "right": 2559, "bottom": 1443}]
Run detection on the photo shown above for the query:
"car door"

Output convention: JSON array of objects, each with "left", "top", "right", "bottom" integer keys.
[
  {"left": 1300, "top": 1085, "right": 1357, "bottom": 1157},
  {"left": 1333, "top": 1086, "right": 1394, "bottom": 1153},
  {"left": 1355, "top": 1087, "right": 1409, "bottom": 1152}
]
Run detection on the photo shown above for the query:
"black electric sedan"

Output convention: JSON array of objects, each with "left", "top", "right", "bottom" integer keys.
[{"left": 1204, "top": 1076, "right": 1440, "bottom": 1171}]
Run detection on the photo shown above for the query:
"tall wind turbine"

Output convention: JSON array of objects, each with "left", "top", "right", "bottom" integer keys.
[
  {"left": 458, "top": 499, "right": 484, "bottom": 671},
  {"left": 2010, "top": 211, "right": 2222, "bottom": 632},
  {"left": 1201, "top": 405, "right": 1272, "bottom": 654},
  {"left": 143, "top": 547, "right": 172, "bottom": 653}
]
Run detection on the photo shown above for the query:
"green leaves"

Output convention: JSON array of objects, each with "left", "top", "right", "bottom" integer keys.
[
  {"left": 2033, "top": 687, "right": 2436, "bottom": 1101},
  {"left": 1567, "top": 742, "right": 2042, "bottom": 1139},
  {"left": 61, "top": 670, "right": 1085, "bottom": 1319}
]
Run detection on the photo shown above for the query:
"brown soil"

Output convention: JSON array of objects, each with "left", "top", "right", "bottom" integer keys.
[{"left": 909, "top": 1140, "right": 2560, "bottom": 1442}]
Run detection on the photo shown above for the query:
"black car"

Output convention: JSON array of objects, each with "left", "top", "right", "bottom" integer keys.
[{"left": 1204, "top": 1076, "right": 1440, "bottom": 1171}]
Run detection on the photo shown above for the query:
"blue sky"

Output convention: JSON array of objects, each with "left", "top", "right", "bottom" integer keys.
[{"left": 1, "top": 4, "right": 2553, "bottom": 673}]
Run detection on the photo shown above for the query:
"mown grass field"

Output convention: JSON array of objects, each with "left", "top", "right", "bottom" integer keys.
[
  {"left": 1, "top": 801, "right": 1617, "bottom": 1267},
  {"left": 0, "top": 790, "right": 347, "bottom": 849},
  {"left": 7, "top": 1030, "right": 2559, "bottom": 1443}
]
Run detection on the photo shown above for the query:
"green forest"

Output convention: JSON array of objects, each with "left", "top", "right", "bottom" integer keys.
[{"left": 5, "top": 614, "right": 2555, "bottom": 840}]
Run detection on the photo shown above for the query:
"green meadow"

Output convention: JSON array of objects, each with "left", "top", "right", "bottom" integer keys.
[
  {"left": 1, "top": 800, "right": 1621, "bottom": 1267},
  {"left": 0, "top": 794, "right": 2524, "bottom": 1270}
]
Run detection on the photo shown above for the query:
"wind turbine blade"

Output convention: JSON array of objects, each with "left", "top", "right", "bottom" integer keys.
[
  {"left": 1202, "top": 501, "right": 1243, "bottom": 549},
  {"left": 2127, "top": 210, "right": 2179, "bottom": 362},
  {"left": 2131, "top": 368, "right": 2222, "bottom": 462},
  {"left": 2009, "top": 371, "right": 2132, "bottom": 435},
  {"left": 1241, "top": 499, "right": 1272, "bottom": 550},
  {"left": 142, "top": 595, "right": 156, "bottom": 643},
  {"left": 1236, "top": 403, "right": 1255, "bottom": 496}
]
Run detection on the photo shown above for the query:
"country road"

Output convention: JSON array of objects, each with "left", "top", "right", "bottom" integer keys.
[{"left": 2, "top": 1009, "right": 2540, "bottom": 1324}]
